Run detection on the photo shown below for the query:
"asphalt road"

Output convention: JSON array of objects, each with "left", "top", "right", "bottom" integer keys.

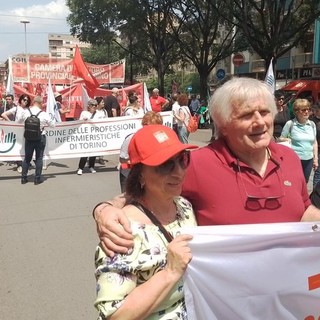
[{"left": 0, "top": 128, "right": 212, "bottom": 320}]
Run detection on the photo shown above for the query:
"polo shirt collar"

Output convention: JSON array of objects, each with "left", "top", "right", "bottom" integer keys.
[
  {"left": 293, "top": 118, "right": 312, "bottom": 126},
  {"left": 209, "top": 138, "right": 283, "bottom": 173}
]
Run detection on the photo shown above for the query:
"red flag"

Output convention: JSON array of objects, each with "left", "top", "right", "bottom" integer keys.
[{"left": 72, "top": 46, "right": 99, "bottom": 96}]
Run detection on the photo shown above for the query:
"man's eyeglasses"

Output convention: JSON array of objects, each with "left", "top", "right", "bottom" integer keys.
[
  {"left": 90, "top": 104, "right": 97, "bottom": 107},
  {"left": 278, "top": 97, "right": 284, "bottom": 101},
  {"left": 155, "top": 151, "right": 190, "bottom": 175},
  {"left": 299, "top": 108, "right": 310, "bottom": 113},
  {"left": 22, "top": 98, "right": 29, "bottom": 102},
  {"left": 236, "top": 157, "right": 285, "bottom": 211}
]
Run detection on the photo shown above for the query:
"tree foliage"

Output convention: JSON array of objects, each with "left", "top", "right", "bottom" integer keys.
[
  {"left": 66, "top": 0, "right": 320, "bottom": 97},
  {"left": 227, "top": 0, "right": 320, "bottom": 69},
  {"left": 169, "top": 0, "right": 243, "bottom": 99},
  {"left": 67, "top": 0, "right": 183, "bottom": 94}
]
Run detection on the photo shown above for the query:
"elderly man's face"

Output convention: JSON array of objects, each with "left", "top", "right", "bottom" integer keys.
[{"left": 221, "top": 98, "right": 273, "bottom": 154}]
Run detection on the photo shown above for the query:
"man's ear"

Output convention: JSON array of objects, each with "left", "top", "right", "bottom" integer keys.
[{"left": 220, "top": 125, "right": 227, "bottom": 136}]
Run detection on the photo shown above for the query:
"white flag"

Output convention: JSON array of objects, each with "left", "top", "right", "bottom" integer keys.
[
  {"left": 143, "top": 82, "right": 152, "bottom": 112},
  {"left": 265, "top": 58, "right": 275, "bottom": 93},
  {"left": 46, "top": 79, "right": 61, "bottom": 122},
  {"left": 5, "top": 71, "right": 14, "bottom": 96},
  {"left": 183, "top": 222, "right": 320, "bottom": 319}
]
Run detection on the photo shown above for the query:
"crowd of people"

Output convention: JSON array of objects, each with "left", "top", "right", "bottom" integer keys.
[{"left": 0, "top": 87, "right": 206, "bottom": 184}]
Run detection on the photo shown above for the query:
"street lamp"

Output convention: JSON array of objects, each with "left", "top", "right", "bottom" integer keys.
[{"left": 20, "top": 20, "right": 30, "bottom": 56}]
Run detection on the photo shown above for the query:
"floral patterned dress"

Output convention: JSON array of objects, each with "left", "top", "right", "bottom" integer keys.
[{"left": 94, "top": 196, "right": 197, "bottom": 320}]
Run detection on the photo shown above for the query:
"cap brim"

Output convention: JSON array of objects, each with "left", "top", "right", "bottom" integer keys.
[{"left": 141, "top": 143, "right": 198, "bottom": 166}]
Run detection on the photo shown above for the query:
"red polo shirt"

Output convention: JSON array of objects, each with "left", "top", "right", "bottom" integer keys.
[
  {"left": 150, "top": 95, "right": 167, "bottom": 112},
  {"left": 182, "top": 139, "right": 310, "bottom": 226}
]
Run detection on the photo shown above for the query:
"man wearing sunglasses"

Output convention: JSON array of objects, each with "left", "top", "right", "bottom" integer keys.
[{"left": 93, "top": 77, "right": 320, "bottom": 257}]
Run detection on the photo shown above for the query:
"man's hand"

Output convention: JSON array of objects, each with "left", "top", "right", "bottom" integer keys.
[{"left": 95, "top": 204, "right": 134, "bottom": 257}]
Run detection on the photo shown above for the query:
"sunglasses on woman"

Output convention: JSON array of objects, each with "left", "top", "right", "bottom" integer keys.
[{"left": 155, "top": 150, "right": 190, "bottom": 175}]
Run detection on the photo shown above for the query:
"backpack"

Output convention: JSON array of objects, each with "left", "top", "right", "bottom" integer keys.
[
  {"left": 24, "top": 108, "right": 42, "bottom": 141},
  {"left": 183, "top": 106, "right": 200, "bottom": 133}
]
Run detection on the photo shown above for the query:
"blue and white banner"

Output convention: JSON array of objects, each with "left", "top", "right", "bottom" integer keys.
[
  {"left": 46, "top": 78, "right": 61, "bottom": 122},
  {"left": 183, "top": 222, "right": 320, "bottom": 320},
  {"left": 0, "top": 112, "right": 173, "bottom": 161},
  {"left": 264, "top": 58, "right": 275, "bottom": 93}
]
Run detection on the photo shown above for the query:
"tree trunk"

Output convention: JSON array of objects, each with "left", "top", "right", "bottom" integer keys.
[{"left": 198, "top": 68, "right": 210, "bottom": 101}]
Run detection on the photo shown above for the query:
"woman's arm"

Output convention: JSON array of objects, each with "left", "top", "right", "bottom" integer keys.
[
  {"left": 0, "top": 109, "right": 14, "bottom": 121},
  {"left": 301, "top": 204, "right": 320, "bottom": 221},
  {"left": 313, "top": 139, "right": 318, "bottom": 170},
  {"left": 101, "top": 234, "right": 193, "bottom": 320}
]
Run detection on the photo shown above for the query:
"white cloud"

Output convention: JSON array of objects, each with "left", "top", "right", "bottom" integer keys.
[
  {"left": 0, "top": 1, "right": 71, "bottom": 62},
  {"left": 6, "top": 0, "right": 69, "bottom": 19}
]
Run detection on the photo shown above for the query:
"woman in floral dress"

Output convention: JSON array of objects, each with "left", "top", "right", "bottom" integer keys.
[{"left": 94, "top": 125, "right": 198, "bottom": 319}]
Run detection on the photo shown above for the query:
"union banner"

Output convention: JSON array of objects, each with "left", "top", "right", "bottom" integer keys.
[
  {"left": 0, "top": 112, "right": 173, "bottom": 161},
  {"left": 9, "top": 55, "right": 126, "bottom": 85}
]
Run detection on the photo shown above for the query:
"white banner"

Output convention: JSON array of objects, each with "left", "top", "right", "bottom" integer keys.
[
  {"left": 0, "top": 112, "right": 173, "bottom": 161},
  {"left": 182, "top": 222, "right": 320, "bottom": 320}
]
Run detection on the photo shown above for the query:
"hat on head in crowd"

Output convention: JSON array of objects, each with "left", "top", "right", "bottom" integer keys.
[
  {"left": 112, "top": 87, "right": 119, "bottom": 94},
  {"left": 88, "top": 98, "right": 98, "bottom": 106},
  {"left": 128, "top": 125, "right": 197, "bottom": 166},
  {"left": 54, "top": 92, "right": 62, "bottom": 98},
  {"left": 152, "top": 88, "right": 159, "bottom": 93}
]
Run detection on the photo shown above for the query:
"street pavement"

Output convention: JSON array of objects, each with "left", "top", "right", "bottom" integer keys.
[{"left": 0, "top": 128, "right": 212, "bottom": 320}]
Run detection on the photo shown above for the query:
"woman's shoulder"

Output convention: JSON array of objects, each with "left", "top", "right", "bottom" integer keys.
[
  {"left": 174, "top": 196, "right": 192, "bottom": 209},
  {"left": 174, "top": 196, "right": 197, "bottom": 224}
]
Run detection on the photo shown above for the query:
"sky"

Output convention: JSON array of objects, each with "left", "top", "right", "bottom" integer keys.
[{"left": 0, "top": 0, "right": 70, "bottom": 63}]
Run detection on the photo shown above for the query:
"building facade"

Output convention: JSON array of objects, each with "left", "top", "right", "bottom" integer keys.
[
  {"left": 48, "top": 34, "right": 90, "bottom": 59},
  {"left": 214, "top": 18, "right": 320, "bottom": 89}
]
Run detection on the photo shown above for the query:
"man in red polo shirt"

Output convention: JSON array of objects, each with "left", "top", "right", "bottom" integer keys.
[
  {"left": 92, "top": 77, "right": 320, "bottom": 256},
  {"left": 149, "top": 88, "right": 169, "bottom": 112}
]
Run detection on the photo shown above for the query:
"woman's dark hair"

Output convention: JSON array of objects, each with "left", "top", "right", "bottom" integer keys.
[
  {"left": 18, "top": 94, "right": 31, "bottom": 108},
  {"left": 125, "top": 163, "right": 144, "bottom": 204},
  {"left": 95, "top": 96, "right": 104, "bottom": 104},
  {"left": 128, "top": 95, "right": 138, "bottom": 104},
  {"left": 127, "top": 91, "right": 138, "bottom": 104}
]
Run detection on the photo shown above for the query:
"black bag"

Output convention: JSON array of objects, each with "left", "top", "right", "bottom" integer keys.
[{"left": 24, "top": 108, "right": 42, "bottom": 141}]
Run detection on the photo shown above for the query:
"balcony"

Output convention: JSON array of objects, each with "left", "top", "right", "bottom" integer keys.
[
  {"left": 251, "top": 52, "right": 314, "bottom": 73},
  {"left": 292, "top": 53, "right": 313, "bottom": 67},
  {"left": 252, "top": 59, "right": 265, "bottom": 72}
]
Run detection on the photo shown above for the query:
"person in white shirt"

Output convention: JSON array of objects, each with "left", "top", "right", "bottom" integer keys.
[
  {"left": 95, "top": 96, "right": 108, "bottom": 119},
  {"left": 122, "top": 91, "right": 144, "bottom": 117},
  {"left": 1, "top": 94, "right": 32, "bottom": 173},
  {"left": 171, "top": 93, "right": 180, "bottom": 135},
  {"left": 16, "top": 95, "right": 55, "bottom": 185},
  {"left": 95, "top": 96, "right": 108, "bottom": 164},
  {"left": 77, "top": 99, "right": 99, "bottom": 175}
]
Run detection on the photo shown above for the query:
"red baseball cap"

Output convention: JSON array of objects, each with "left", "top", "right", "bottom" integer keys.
[{"left": 128, "top": 125, "right": 198, "bottom": 166}]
